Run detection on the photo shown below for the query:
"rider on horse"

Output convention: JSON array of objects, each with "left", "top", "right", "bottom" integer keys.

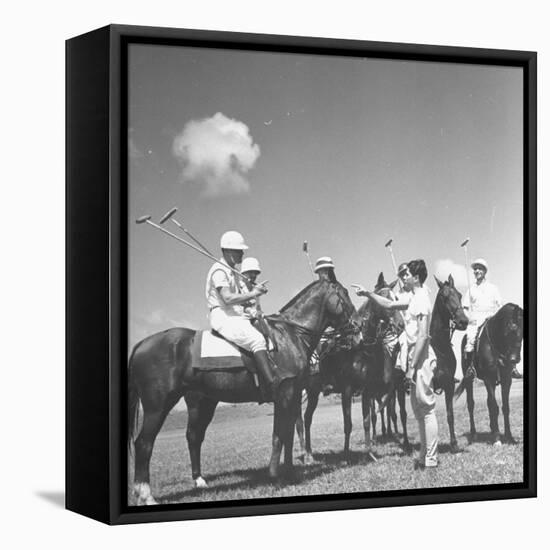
[
  {"left": 206, "top": 231, "right": 277, "bottom": 401},
  {"left": 463, "top": 258, "right": 522, "bottom": 381},
  {"left": 240, "top": 256, "right": 263, "bottom": 319},
  {"left": 312, "top": 257, "right": 340, "bottom": 395}
]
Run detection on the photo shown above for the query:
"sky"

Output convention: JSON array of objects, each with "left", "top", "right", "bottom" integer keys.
[{"left": 128, "top": 43, "right": 524, "bottom": 353}]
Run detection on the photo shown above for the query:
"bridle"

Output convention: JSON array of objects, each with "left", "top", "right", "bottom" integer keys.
[
  {"left": 268, "top": 280, "right": 359, "bottom": 344},
  {"left": 360, "top": 286, "right": 401, "bottom": 350}
]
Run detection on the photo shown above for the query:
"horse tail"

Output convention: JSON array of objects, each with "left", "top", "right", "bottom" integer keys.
[
  {"left": 454, "top": 378, "right": 467, "bottom": 400},
  {"left": 127, "top": 343, "right": 141, "bottom": 455}
]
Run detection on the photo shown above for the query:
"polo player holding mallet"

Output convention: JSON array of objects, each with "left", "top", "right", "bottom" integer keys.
[
  {"left": 462, "top": 256, "right": 522, "bottom": 381},
  {"left": 206, "top": 231, "right": 279, "bottom": 402}
]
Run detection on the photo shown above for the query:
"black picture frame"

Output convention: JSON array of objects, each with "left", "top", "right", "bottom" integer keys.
[{"left": 66, "top": 24, "right": 537, "bottom": 525}]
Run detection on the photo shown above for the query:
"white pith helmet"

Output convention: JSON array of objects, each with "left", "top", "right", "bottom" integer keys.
[
  {"left": 241, "top": 257, "right": 261, "bottom": 274},
  {"left": 314, "top": 256, "right": 335, "bottom": 273},
  {"left": 471, "top": 258, "right": 488, "bottom": 271},
  {"left": 220, "top": 230, "right": 248, "bottom": 250}
]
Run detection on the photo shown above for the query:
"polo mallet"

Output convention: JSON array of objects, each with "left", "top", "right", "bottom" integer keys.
[
  {"left": 384, "top": 238, "right": 403, "bottom": 291},
  {"left": 136, "top": 215, "right": 262, "bottom": 288},
  {"left": 159, "top": 207, "right": 213, "bottom": 256},
  {"left": 302, "top": 240, "right": 315, "bottom": 279},
  {"left": 461, "top": 238, "right": 472, "bottom": 306}
]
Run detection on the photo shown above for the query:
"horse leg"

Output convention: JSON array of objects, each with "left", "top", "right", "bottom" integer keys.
[
  {"left": 397, "top": 383, "right": 411, "bottom": 454},
  {"left": 133, "top": 399, "right": 176, "bottom": 505},
  {"left": 501, "top": 375, "right": 516, "bottom": 444},
  {"left": 484, "top": 379, "right": 501, "bottom": 445},
  {"left": 184, "top": 392, "right": 218, "bottom": 489},
  {"left": 303, "top": 388, "right": 320, "bottom": 465},
  {"left": 283, "top": 384, "right": 302, "bottom": 478},
  {"left": 362, "top": 392, "right": 375, "bottom": 460},
  {"left": 465, "top": 378, "right": 477, "bottom": 443},
  {"left": 445, "top": 382, "right": 459, "bottom": 453},
  {"left": 390, "top": 392, "right": 399, "bottom": 435},
  {"left": 341, "top": 385, "right": 353, "bottom": 462},
  {"left": 295, "top": 397, "right": 306, "bottom": 462},
  {"left": 269, "top": 379, "right": 294, "bottom": 479},
  {"left": 371, "top": 399, "right": 377, "bottom": 439},
  {"left": 380, "top": 403, "right": 387, "bottom": 437}
]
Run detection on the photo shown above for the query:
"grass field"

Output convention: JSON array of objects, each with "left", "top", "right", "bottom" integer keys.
[{"left": 128, "top": 380, "right": 524, "bottom": 505}]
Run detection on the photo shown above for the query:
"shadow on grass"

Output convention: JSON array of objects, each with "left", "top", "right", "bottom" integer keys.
[
  {"left": 460, "top": 431, "right": 522, "bottom": 445},
  {"left": 161, "top": 459, "right": 338, "bottom": 503},
  {"left": 159, "top": 446, "right": 389, "bottom": 502}
]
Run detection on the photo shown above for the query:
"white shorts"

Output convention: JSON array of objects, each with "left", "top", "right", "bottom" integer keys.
[{"left": 209, "top": 307, "right": 266, "bottom": 353}]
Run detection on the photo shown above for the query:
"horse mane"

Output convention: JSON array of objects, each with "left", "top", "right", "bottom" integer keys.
[
  {"left": 490, "top": 302, "right": 522, "bottom": 332},
  {"left": 279, "top": 280, "right": 322, "bottom": 313}
]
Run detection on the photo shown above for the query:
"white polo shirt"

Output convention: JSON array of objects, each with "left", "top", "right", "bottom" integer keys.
[
  {"left": 403, "top": 286, "right": 432, "bottom": 347},
  {"left": 205, "top": 259, "right": 243, "bottom": 314},
  {"left": 464, "top": 279, "right": 502, "bottom": 321}
]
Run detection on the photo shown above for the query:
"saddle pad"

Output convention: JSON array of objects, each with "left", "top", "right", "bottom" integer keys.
[
  {"left": 201, "top": 330, "right": 242, "bottom": 358},
  {"left": 192, "top": 330, "right": 246, "bottom": 370}
]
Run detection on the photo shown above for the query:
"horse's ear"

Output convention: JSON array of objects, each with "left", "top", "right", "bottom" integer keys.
[
  {"left": 376, "top": 272, "right": 385, "bottom": 288},
  {"left": 448, "top": 273, "right": 455, "bottom": 287},
  {"left": 389, "top": 278, "right": 399, "bottom": 291},
  {"left": 434, "top": 275, "right": 444, "bottom": 289}
]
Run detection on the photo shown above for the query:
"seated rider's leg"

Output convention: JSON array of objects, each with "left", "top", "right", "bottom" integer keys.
[
  {"left": 463, "top": 323, "right": 477, "bottom": 380},
  {"left": 210, "top": 310, "right": 277, "bottom": 401},
  {"left": 246, "top": 326, "right": 279, "bottom": 402}
]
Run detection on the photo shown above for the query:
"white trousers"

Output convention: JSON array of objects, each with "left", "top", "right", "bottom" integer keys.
[
  {"left": 410, "top": 356, "right": 438, "bottom": 467},
  {"left": 209, "top": 307, "right": 266, "bottom": 353},
  {"left": 464, "top": 314, "right": 490, "bottom": 352}
]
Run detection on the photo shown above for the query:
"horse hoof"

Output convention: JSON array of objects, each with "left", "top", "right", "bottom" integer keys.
[
  {"left": 402, "top": 443, "right": 413, "bottom": 455},
  {"left": 134, "top": 483, "right": 157, "bottom": 506},
  {"left": 504, "top": 436, "right": 518, "bottom": 445},
  {"left": 304, "top": 454, "right": 315, "bottom": 465},
  {"left": 493, "top": 440, "right": 503, "bottom": 447},
  {"left": 450, "top": 443, "right": 460, "bottom": 454},
  {"left": 194, "top": 476, "right": 208, "bottom": 489}
]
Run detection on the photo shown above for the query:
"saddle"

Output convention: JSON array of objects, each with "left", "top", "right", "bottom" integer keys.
[{"left": 191, "top": 329, "right": 274, "bottom": 374}]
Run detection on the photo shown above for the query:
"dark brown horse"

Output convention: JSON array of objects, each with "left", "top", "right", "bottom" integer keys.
[
  {"left": 457, "top": 303, "right": 523, "bottom": 445},
  {"left": 295, "top": 273, "right": 408, "bottom": 463},
  {"left": 128, "top": 278, "right": 359, "bottom": 505},
  {"left": 430, "top": 275, "right": 469, "bottom": 452}
]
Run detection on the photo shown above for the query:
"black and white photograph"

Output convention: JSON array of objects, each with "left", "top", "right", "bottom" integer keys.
[{"left": 126, "top": 40, "right": 528, "bottom": 507}]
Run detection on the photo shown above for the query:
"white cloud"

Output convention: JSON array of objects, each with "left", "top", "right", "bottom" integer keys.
[
  {"left": 173, "top": 112, "right": 260, "bottom": 197},
  {"left": 434, "top": 259, "right": 469, "bottom": 289}
]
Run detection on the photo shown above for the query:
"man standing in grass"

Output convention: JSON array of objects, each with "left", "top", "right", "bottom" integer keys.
[{"left": 354, "top": 259, "right": 438, "bottom": 469}]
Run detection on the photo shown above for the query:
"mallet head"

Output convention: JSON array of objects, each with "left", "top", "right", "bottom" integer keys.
[
  {"left": 159, "top": 207, "right": 178, "bottom": 225},
  {"left": 136, "top": 215, "right": 152, "bottom": 224},
  {"left": 385, "top": 239, "right": 393, "bottom": 248},
  {"left": 460, "top": 238, "right": 470, "bottom": 247},
  {"left": 302, "top": 241, "right": 308, "bottom": 253}
]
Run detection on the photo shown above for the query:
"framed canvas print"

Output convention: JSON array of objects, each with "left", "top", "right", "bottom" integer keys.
[{"left": 66, "top": 24, "right": 536, "bottom": 525}]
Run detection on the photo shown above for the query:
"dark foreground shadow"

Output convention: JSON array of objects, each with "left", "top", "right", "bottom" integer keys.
[
  {"left": 35, "top": 491, "right": 65, "bottom": 508},
  {"left": 460, "top": 431, "right": 522, "bottom": 445},
  {"left": 160, "top": 448, "right": 384, "bottom": 503}
]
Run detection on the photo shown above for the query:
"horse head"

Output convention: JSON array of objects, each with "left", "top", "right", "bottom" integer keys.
[
  {"left": 434, "top": 274, "right": 468, "bottom": 330},
  {"left": 279, "top": 278, "right": 360, "bottom": 338},
  {"left": 361, "top": 272, "right": 404, "bottom": 339},
  {"left": 496, "top": 303, "right": 524, "bottom": 364},
  {"left": 323, "top": 279, "right": 361, "bottom": 335}
]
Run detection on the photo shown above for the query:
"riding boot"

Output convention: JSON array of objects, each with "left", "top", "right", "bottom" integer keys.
[
  {"left": 463, "top": 351, "right": 476, "bottom": 381},
  {"left": 253, "top": 350, "right": 279, "bottom": 403},
  {"left": 511, "top": 367, "right": 523, "bottom": 379}
]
